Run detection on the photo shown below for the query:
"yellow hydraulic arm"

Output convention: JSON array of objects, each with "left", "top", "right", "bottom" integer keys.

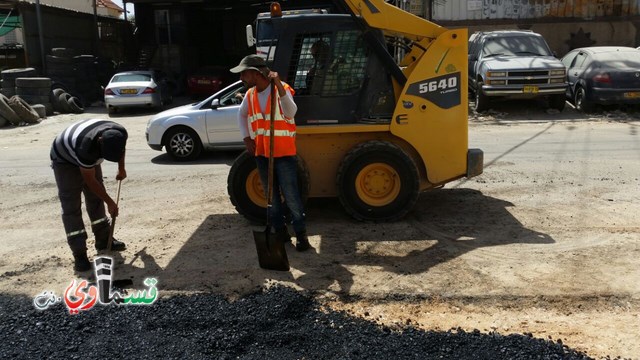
[
  {"left": 341, "top": 0, "right": 446, "bottom": 41},
  {"left": 338, "top": 0, "right": 471, "bottom": 185}
]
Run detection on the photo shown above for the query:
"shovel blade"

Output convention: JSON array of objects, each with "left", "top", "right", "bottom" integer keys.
[{"left": 253, "top": 228, "right": 290, "bottom": 271}]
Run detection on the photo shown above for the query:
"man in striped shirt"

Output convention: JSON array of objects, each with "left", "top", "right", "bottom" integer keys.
[{"left": 50, "top": 119, "right": 128, "bottom": 272}]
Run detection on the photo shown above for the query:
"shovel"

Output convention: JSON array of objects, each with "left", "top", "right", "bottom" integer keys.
[
  {"left": 106, "top": 179, "right": 122, "bottom": 251},
  {"left": 252, "top": 79, "right": 290, "bottom": 271}
]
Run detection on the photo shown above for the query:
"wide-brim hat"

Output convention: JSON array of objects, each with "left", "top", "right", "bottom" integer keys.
[{"left": 230, "top": 54, "right": 268, "bottom": 73}]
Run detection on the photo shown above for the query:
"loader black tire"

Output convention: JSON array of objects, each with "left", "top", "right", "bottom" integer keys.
[
  {"left": 8, "top": 96, "right": 40, "bottom": 124},
  {"left": 336, "top": 141, "right": 419, "bottom": 221},
  {"left": 228, "top": 151, "right": 270, "bottom": 224},
  {"left": 0, "top": 93, "right": 20, "bottom": 125},
  {"left": 227, "top": 151, "right": 310, "bottom": 224}
]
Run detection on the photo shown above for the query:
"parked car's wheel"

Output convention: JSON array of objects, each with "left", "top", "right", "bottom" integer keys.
[
  {"left": 336, "top": 141, "right": 419, "bottom": 221},
  {"left": 574, "top": 87, "right": 594, "bottom": 112},
  {"left": 474, "top": 83, "right": 490, "bottom": 112},
  {"left": 549, "top": 94, "right": 566, "bottom": 111},
  {"left": 164, "top": 126, "right": 202, "bottom": 161}
]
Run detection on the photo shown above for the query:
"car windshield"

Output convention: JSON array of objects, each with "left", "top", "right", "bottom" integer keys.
[
  {"left": 112, "top": 74, "right": 151, "bottom": 82},
  {"left": 593, "top": 51, "right": 640, "bottom": 68},
  {"left": 483, "top": 36, "right": 552, "bottom": 57}
]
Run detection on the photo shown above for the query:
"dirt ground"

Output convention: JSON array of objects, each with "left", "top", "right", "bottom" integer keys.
[{"left": 0, "top": 103, "right": 638, "bottom": 359}]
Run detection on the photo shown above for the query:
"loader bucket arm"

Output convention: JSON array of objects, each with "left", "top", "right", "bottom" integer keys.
[
  {"left": 334, "top": 0, "right": 470, "bottom": 185},
  {"left": 336, "top": 0, "right": 446, "bottom": 41}
]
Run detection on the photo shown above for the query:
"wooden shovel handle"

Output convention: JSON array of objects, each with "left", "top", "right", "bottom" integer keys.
[
  {"left": 266, "top": 80, "right": 276, "bottom": 225},
  {"left": 107, "top": 179, "right": 122, "bottom": 251}
]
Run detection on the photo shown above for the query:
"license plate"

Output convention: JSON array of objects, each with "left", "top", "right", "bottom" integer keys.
[
  {"left": 197, "top": 79, "right": 211, "bottom": 85},
  {"left": 120, "top": 89, "right": 137, "bottom": 94},
  {"left": 523, "top": 85, "right": 539, "bottom": 94},
  {"left": 624, "top": 91, "right": 640, "bottom": 98}
]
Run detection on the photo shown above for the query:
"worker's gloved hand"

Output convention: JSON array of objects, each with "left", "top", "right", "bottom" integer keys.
[{"left": 243, "top": 137, "right": 256, "bottom": 155}]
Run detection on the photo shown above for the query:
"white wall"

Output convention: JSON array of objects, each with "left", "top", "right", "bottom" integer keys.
[{"left": 24, "top": 0, "right": 113, "bottom": 17}]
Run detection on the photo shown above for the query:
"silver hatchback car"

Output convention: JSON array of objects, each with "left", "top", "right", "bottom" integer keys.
[
  {"left": 104, "top": 70, "right": 173, "bottom": 114},
  {"left": 146, "top": 81, "right": 246, "bottom": 161}
]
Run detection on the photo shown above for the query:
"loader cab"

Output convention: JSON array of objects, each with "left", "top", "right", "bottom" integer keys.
[
  {"left": 252, "top": 9, "right": 327, "bottom": 61},
  {"left": 255, "top": 14, "right": 396, "bottom": 125}
]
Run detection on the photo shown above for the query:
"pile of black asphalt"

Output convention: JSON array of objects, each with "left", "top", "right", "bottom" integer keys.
[{"left": 1, "top": 285, "right": 595, "bottom": 359}]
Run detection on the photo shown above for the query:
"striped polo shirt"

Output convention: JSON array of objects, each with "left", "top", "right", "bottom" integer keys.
[{"left": 50, "top": 119, "right": 127, "bottom": 168}]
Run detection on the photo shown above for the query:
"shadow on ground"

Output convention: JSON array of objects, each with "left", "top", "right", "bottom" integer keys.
[
  {"left": 149, "top": 149, "right": 243, "bottom": 165},
  {"left": 111, "top": 188, "right": 554, "bottom": 298}
]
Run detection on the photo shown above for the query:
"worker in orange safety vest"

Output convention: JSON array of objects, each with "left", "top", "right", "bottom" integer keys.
[{"left": 231, "top": 55, "right": 311, "bottom": 252}]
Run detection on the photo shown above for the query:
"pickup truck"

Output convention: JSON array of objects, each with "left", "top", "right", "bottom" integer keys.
[{"left": 468, "top": 30, "right": 568, "bottom": 112}]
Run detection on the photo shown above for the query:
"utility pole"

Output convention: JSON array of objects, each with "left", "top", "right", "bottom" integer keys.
[
  {"left": 93, "top": 0, "right": 99, "bottom": 55},
  {"left": 35, "top": 0, "right": 46, "bottom": 74}
]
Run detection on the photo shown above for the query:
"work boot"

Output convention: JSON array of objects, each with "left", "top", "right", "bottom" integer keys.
[
  {"left": 275, "top": 227, "right": 291, "bottom": 245},
  {"left": 95, "top": 238, "right": 126, "bottom": 251},
  {"left": 73, "top": 252, "right": 92, "bottom": 272},
  {"left": 295, "top": 231, "right": 311, "bottom": 252}
]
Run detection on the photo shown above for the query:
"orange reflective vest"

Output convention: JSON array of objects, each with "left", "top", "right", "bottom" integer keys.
[{"left": 247, "top": 83, "right": 297, "bottom": 158}]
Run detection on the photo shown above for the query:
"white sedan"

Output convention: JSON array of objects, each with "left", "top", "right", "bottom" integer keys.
[
  {"left": 146, "top": 81, "right": 246, "bottom": 161},
  {"left": 105, "top": 70, "right": 173, "bottom": 114}
]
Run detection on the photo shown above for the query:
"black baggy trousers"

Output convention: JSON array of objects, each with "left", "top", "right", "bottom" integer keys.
[{"left": 51, "top": 161, "right": 111, "bottom": 254}]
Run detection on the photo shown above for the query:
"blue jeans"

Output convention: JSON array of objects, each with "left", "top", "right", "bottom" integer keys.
[{"left": 255, "top": 156, "right": 306, "bottom": 234}]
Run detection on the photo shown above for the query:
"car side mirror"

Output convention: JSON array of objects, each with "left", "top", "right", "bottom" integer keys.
[{"left": 211, "top": 99, "right": 220, "bottom": 109}]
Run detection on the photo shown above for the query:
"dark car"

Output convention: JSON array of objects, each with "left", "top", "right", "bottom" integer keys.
[
  {"left": 468, "top": 30, "right": 568, "bottom": 112},
  {"left": 561, "top": 46, "right": 640, "bottom": 112},
  {"left": 187, "top": 66, "right": 234, "bottom": 98}
]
